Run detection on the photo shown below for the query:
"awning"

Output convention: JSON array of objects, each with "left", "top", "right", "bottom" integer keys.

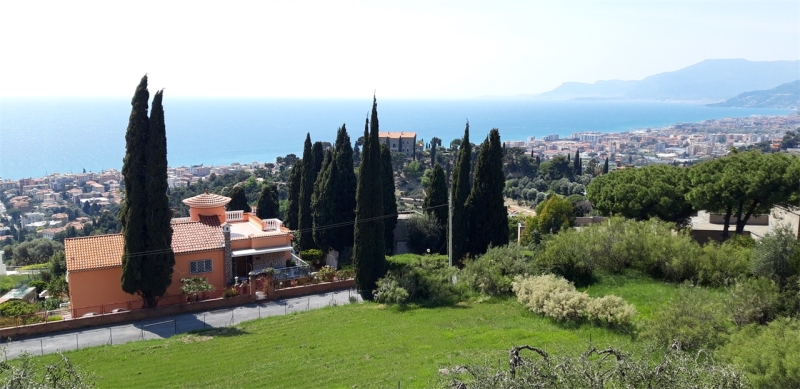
[{"left": 231, "top": 245, "right": 293, "bottom": 258}]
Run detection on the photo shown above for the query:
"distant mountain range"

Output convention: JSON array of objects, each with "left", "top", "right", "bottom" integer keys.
[
  {"left": 706, "top": 80, "right": 800, "bottom": 109},
  {"left": 535, "top": 59, "right": 800, "bottom": 102}
]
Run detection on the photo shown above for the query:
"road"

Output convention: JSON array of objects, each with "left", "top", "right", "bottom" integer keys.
[{"left": 2, "top": 288, "right": 361, "bottom": 359}]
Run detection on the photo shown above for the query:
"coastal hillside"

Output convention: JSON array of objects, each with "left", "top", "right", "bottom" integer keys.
[
  {"left": 537, "top": 59, "right": 800, "bottom": 102},
  {"left": 707, "top": 80, "right": 800, "bottom": 109}
]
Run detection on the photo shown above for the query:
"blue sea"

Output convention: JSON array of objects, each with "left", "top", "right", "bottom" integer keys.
[{"left": 0, "top": 97, "right": 793, "bottom": 180}]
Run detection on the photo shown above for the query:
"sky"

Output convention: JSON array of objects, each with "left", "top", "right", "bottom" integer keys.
[{"left": 0, "top": 0, "right": 798, "bottom": 99}]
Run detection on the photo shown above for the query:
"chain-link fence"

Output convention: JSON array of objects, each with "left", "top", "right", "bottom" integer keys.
[{"left": 2, "top": 288, "right": 361, "bottom": 359}]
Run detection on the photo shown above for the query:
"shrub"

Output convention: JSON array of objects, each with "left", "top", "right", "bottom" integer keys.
[
  {"left": 536, "top": 230, "right": 596, "bottom": 286},
  {"left": 222, "top": 288, "right": 239, "bottom": 298},
  {"left": 512, "top": 274, "right": 573, "bottom": 314},
  {"left": 697, "top": 241, "right": 752, "bottom": 287},
  {"left": 373, "top": 275, "right": 409, "bottom": 305},
  {"left": 585, "top": 295, "right": 637, "bottom": 327},
  {"left": 542, "top": 290, "right": 590, "bottom": 321},
  {"left": 405, "top": 213, "right": 444, "bottom": 255},
  {"left": 720, "top": 317, "right": 800, "bottom": 389},
  {"left": 463, "top": 245, "right": 536, "bottom": 296},
  {"left": 317, "top": 266, "right": 336, "bottom": 282},
  {"left": 300, "top": 249, "right": 324, "bottom": 268},
  {"left": 27, "top": 280, "right": 47, "bottom": 294},
  {"left": 335, "top": 266, "right": 355, "bottom": 280},
  {"left": 0, "top": 300, "right": 39, "bottom": 317},
  {"left": 727, "top": 277, "right": 779, "bottom": 327},
  {"left": 751, "top": 224, "right": 800, "bottom": 289},
  {"left": 642, "top": 286, "right": 730, "bottom": 350}
]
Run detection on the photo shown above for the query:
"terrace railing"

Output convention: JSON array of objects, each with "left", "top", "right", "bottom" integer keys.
[
  {"left": 263, "top": 218, "right": 282, "bottom": 231},
  {"left": 226, "top": 211, "right": 243, "bottom": 221}
]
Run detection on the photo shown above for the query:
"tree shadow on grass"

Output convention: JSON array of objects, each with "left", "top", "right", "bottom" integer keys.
[{"left": 185, "top": 326, "right": 249, "bottom": 338}]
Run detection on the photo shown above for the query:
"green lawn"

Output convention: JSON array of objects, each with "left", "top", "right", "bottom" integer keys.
[{"left": 28, "top": 276, "right": 680, "bottom": 389}]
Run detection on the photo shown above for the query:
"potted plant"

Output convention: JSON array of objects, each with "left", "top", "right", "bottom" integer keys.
[{"left": 180, "top": 277, "right": 214, "bottom": 302}]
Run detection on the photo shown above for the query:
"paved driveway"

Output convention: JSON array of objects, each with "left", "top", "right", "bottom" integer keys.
[{"left": 2, "top": 288, "right": 360, "bottom": 359}]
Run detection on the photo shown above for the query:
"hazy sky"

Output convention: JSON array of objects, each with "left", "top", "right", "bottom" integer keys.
[{"left": 0, "top": 0, "right": 797, "bottom": 98}]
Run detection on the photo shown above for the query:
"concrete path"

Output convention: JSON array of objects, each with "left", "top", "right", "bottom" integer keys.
[{"left": 2, "top": 288, "right": 361, "bottom": 359}]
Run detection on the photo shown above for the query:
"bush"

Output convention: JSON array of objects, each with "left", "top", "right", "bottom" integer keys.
[
  {"left": 373, "top": 276, "right": 409, "bottom": 305},
  {"left": 317, "top": 266, "right": 336, "bottom": 282},
  {"left": 513, "top": 274, "right": 635, "bottom": 325},
  {"left": 542, "top": 290, "right": 590, "bottom": 321},
  {"left": 512, "top": 274, "right": 573, "bottom": 315},
  {"left": 536, "top": 230, "right": 596, "bottom": 286},
  {"left": 462, "top": 245, "right": 536, "bottom": 296},
  {"left": 642, "top": 286, "right": 730, "bottom": 350},
  {"left": 222, "top": 288, "right": 239, "bottom": 298},
  {"left": 727, "top": 277, "right": 779, "bottom": 327},
  {"left": 405, "top": 213, "right": 443, "bottom": 255},
  {"left": 300, "top": 249, "right": 325, "bottom": 268},
  {"left": 585, "top": 295, "right": 637, "bottom": 327},
  {"left": 751, "top": 224, "right": 800, "bottom": 290},
  {"left": 720, "top": 317, "right": 800, "bottom": 389},
  {"left": 27, "top": 280, "right": 47, "bottom": 294},
  {"left": 0, "top": 300, "right": 39, "bottom": 317},
  {"left": 697, "top": 241, "right": 752, "bottom": 287}
]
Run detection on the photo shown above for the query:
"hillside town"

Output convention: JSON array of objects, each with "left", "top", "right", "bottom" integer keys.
[{"left": 2, "top": 113, "right": 798, "bottom": 242}]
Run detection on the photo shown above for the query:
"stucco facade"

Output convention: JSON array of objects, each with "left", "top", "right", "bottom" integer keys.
[{"left": 65, "top": 191, "right": 293, "bottom": 317}]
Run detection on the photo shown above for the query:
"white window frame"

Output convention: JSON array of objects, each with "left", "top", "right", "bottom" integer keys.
[{"left": 190, "top": 259, "right": 213, "bottom": 274}]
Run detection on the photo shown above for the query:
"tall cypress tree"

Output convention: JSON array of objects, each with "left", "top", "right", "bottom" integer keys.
[
  {"left": 141, "top": 89, "right": 174, "bottom": 308},
  {"left": 381, "top": 144, "right": 397, "bottom": 255},
  {"left": 227, "top": 186, "right": 251, "bottom": 212},
  {"left": 424, "top": 163, "right": 448, "bottom": 253},
  {"left": 285, "top": 160, "right": 302, "bottom": 230},
  {"left": 450, "top": 122, "right": 472, "bottom": 266},
  {"left": 256, "top": 184, "right": 280, "bottom": 220},
  {"left": 121, "top": 76, "right": 173, "bottom": 308},
  {"left": 603, "top": 157, "right": 609, "bottom": 174},
  {"left": 466, "top": 129, "right": 508, "bottom": 257},
  {"left": 312, "top": 150, "right": 334, "bottom": 248},
  {"left": 574, "top": 150, "right": 582, "bottom": 175},
  {"left": 313, "top": 125, "right": 356, "bottom": 253},
  {"left": 354, "top": 97, "right": 385, "bottom": 299},
  {"left": 121, "top": 76, "right": 151, "bottom": 304},
  {"left": 298, "top": 134, "right": 320, "bottom": 251}
]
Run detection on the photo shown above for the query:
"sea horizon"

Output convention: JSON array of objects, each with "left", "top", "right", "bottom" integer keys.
[{"left": 0, "top": 97, "right": 794, "bottom": 181}]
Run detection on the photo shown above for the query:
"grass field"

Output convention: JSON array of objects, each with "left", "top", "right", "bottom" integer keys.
[{"left": 26, "top": 274, "right": 682, "bottom": 389}]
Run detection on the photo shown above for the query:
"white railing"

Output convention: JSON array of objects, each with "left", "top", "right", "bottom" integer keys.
[
  {"left": 226, "top": 211, "right": 243, "bottom": 221},
  {"left": 263, "top": 218, "right": 282, "bottom": 231},
  {"left": 172, "top": 217, "right": 191, "bottom": 223}
]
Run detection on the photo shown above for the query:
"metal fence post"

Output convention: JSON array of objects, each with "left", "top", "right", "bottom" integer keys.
[
  {"left": 40, "top": 339, "right": 43, "bottom": 356},
  {"left": 108, "top": 328, "right": 113, "bottom": 345},
  {"left": 75, "top": 333, "right": 79, "bottom": 350},
  {"left": 174, "top": 320, "right": 177, "bottom": 335},
  {"left": 203, "top": 314, "right": 206, "bottom": 328}
]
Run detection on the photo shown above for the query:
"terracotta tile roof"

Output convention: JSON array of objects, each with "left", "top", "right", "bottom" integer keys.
[
  {"left": 65, "top": 234, "right": 124, "bottom": 272},
  {"left": 67, "top": 219, "right": 225, "bottom": 272},
  {"left": 182, "top": 191, "right": 230, "bottom": 208},
  {"left": 171, "top": 219, "right": 224, "bottom": 254},
  {"left": 378, "top": 131, "right": 416, "bottom": 139}
]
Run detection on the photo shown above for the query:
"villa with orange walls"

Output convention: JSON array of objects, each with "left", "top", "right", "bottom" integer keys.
[{"left": 64, "top": 192, "right": 295, "bottom": 317}]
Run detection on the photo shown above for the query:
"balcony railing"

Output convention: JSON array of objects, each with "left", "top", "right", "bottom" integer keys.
[
  {"left": 263, "top": 218, "right": 282, "bottom": 231},
  {"left": 226, "top": 210, "right": 243, "bottom": 221}
]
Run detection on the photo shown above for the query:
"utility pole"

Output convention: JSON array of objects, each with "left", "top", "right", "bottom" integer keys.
[{"left": 448, "top": 189, "right": 453, "bottom": 267}]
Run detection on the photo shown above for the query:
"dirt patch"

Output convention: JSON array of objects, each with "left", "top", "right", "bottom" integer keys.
[
  {"left": 505, "top": 198, "right": 536, "bottom": 217},
  {"left": 181, "top": 334, "right": 213, "bottom": 343}
]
